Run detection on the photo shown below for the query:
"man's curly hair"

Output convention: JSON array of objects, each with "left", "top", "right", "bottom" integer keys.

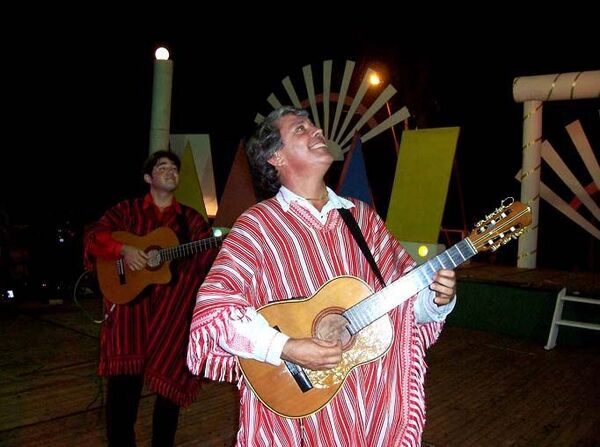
[{"left": 246, "top": 106, "right": 308, "bottom": 197}]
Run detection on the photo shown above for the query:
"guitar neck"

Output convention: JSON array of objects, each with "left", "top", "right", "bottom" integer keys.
[
  {"left": 343, "top": 238, "right": 477, "bottom": 334},
  {"left": 160, "top": 236, "right": 222, "bottom": 262}
]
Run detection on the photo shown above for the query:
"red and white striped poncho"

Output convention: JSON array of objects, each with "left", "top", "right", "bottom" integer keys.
[{"left": 188, "top": 196, "right": 444, "bottom": 446}]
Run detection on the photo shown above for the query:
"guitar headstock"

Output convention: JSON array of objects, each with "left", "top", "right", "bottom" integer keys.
[{"left": 468, "top": 197, "right": 532, "bottom": 253}]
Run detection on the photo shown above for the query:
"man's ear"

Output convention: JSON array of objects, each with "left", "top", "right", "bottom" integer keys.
[
  {"left": 268, "top": 152, "right": 283, "bottom": 167},
  {"left": 143, "top": 173, "right": 152, "bottom": 185}
]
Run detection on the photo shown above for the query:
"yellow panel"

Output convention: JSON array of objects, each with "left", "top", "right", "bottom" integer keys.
[
  {"left": 175, "top": 142, "right": 207, "bottom": 219},
  {"left": 170, "top": 134, "right": 218, "bottom": 217},
  {"left": 386, "top": 128, "right": 459, "bottom": 243}
]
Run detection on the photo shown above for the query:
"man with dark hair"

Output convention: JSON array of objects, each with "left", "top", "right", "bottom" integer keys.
[
  {"left": 85, "top": 150, "right": 217, "bottom": 446},
  {"left": 188, "top": 107, "right": 457, "bottom": 446}
]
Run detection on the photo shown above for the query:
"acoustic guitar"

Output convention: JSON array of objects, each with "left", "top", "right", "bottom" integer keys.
[
  {"left": 238, "top": 198, "right": 532, "bottom": 418},
  {"left": 96, "top": 226, "right": 222, "bottom": 304}
]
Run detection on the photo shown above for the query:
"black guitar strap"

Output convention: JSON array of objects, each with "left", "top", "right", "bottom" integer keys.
[
  {"left": 337, "top": 208, "right": 386, "bottom": 288},
  {"left": 176, "top": 211, "right": 190, "bottom": 243}
]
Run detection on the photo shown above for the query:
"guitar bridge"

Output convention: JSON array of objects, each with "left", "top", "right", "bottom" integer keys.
[
  {"left": 284, "top": 360, "right": 313, "bottom": 393},
  {"left": 273, "top": 325, "right": 313, "bottom": 392},
  {"left": 116, "top": 259, "right": 126, "bottom": 285}
]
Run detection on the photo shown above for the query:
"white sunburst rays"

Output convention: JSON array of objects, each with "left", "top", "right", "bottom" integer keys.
[
  {"left": 255, "top": 60, "right": 411, "bottom": 160},
  {"left": 517, "top": 119, "right": 600, "bottom": 239}
]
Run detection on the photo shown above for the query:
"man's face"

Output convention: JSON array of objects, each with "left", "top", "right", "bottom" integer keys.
[
  {"left": 272, "top": 114, "right": 333, "bottom": 175},
  {"left": 146, "top": 157, "right": 179, "bottom": 192}
]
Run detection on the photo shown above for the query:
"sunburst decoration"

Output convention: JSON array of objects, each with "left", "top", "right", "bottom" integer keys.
[
  {"left": 516, "top": 119, "right": 600, "bottom": 239},
  {"left": 255, "top": 60, "right": 410, "bottom": 160}
]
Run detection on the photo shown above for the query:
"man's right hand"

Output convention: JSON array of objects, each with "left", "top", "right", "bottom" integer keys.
[
  {"left": 120, "top": 245, "right": 149, "bottom": 271},
  {"left": 281, "top": 338, "right": 343, "bottom": 370}
]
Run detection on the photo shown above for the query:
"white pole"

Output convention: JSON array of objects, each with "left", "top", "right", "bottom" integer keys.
[
  {"left": 517, "top": 100, "right": 542, "bottom": 268},
  {"left": 149, "top": 47, "right": 173, "bottom": 154},
  {"left": 513, "top": 71, "right": 600, "bottom": 102}
]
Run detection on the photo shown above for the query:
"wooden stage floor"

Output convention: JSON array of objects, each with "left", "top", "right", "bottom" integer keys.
[{"left": 1, "top": 268, "right": 599, "bottom": 446}]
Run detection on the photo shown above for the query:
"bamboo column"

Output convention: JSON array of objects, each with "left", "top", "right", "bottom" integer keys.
[{"left": 149, "top": 47, "right": 173, "bottom": 154}]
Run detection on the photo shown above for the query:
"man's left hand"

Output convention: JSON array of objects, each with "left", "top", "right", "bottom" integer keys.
[{"left": 430, "top": 269, "right": 456, "bottom": 306}]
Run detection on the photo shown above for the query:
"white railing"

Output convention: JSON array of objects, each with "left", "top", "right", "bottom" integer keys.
[{"left": 545, "top": 287, "right": 600, "bottom": 350}]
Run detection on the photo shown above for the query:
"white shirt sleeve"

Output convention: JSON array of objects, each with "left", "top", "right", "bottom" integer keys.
[
  {"left": 217, "top": 307, "right": 289, "bottom": 366},
  {"left": 414, "top": 287, "right": 456, "bottom": 323}
]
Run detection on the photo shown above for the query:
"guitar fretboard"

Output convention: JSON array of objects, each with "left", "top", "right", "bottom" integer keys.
[
  {"left": 160, "top": 236, "right": 223, "bottom": 262},
  {"left": 343, "top": 238, "right": 477, "bottom": 334}
]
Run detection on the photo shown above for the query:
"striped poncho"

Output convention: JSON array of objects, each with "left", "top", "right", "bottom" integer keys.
[
  {"left": 84, "top": 196, "right": 216, "bottom": 407},
  {"left": 188, "top": 196, "right": 444, "bottom": 446}
]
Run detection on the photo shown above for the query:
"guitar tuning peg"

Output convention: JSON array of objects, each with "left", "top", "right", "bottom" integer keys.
[{"left": 501, "top": 197, "right": 515, "bottom": 208}]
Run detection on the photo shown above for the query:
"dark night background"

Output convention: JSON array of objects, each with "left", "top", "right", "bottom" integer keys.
[{"left": 1, "top": 20, "right": 598, "bottom": 300}]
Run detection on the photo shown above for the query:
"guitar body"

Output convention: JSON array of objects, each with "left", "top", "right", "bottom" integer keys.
[
  {"left": 238, "top": 276, "right": 394, "bottom": 418},
  {"left": 237, "top": 198, "right": 532, "bottom": 419},
  {"left": 96, "top": 227, "right": 179, "bottom": 304}
]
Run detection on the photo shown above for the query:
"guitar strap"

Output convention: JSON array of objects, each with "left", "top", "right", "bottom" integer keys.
[
  {"left": 176, "top": 212, "right": 190, "bottom": 243},
  {"left": 337, "top": 208, "right": 386, "bottom": 288}
]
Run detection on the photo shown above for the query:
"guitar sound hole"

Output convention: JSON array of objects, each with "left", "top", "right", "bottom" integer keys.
[
  {"left": 313, "top": 311, "right": 353, "bottom": 350},
  {"left": 145, "top": 249, "right": 162, "bottom": 269}
]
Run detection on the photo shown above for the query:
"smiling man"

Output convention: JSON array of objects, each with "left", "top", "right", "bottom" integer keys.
[
  {"left": 84, "top": 150, "right": 217, "bottom": 447},
  {"left": 188, "top": 106, "right": 457, "bottom": 446}
]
